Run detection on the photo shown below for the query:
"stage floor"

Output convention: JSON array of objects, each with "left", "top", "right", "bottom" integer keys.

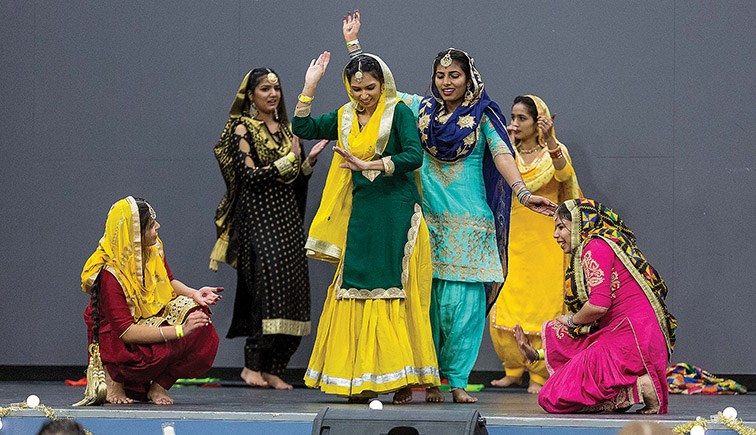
[{"left": 1, "top": 381, "right": 753, "bottom": 434}]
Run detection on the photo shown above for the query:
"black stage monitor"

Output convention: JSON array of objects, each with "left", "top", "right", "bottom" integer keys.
[{"left": 312, "top": 407, "right": 489, "bottom": 435}]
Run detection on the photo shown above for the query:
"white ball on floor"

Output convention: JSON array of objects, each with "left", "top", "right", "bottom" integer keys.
[
  {"left": 689, "top": 425, "right": 706, "bottom": 435},
  {"left": 26, "top": 394, "right": 40, "bottom": 408},
  {"left": 723, "top": 406, "right": 738, "bottom": 419},
  {"left": 368, "top": 399, "right": 383, "bottom": 410}
]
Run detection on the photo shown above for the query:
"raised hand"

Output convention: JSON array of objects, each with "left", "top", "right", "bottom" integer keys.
[
  {"left": 304, "top": 51, "right": 331, "bottom": 88},
  {"left": 290, "top": 135, "right": 302, "bottom": 157},
  {"left": 342, "top": 10, "right": 361, "bottom": 41},
  {"left": 307, "top": 139, "right": 330, "bottom": 165},
  {"left": 538, "top": 114, "right": 555, "bottom": 142}
]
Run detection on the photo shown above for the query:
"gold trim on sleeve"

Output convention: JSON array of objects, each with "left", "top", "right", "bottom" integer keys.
[{"left": 381, "top": 156, "right": 395, "bottom": 176}]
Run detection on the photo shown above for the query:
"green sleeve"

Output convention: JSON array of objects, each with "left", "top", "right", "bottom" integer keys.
[
  {"left": 292, "top": 110, "right": 339, "bottom": 140},
  {"left": 388, "top": 103, "right": 423, "bottom": 174}
]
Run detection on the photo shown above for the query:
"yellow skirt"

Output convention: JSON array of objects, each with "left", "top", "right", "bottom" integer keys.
[{"left": 304, "top": 219, "right": 440, "bottom": 396}]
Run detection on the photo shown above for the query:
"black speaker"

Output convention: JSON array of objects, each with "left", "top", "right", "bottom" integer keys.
[{"left": 311, "top": 407, "right": 488, "bottom": 435}]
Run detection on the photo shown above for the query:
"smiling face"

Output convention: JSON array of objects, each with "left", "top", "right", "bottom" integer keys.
[
  {"left": 248, "top": 76, "right": 281, "bottom": 116},
  {"left": 553, "top": 214, "right": 572, "bottom": 254},
  {"left": 434, "top": 60, "right": 469, "bottom": 108},
  {"left": 510, "top": 102, "right": 538, "bottom": 142},
  {"left": 349, "top": 72, "right": 382, "bottom": 111}
]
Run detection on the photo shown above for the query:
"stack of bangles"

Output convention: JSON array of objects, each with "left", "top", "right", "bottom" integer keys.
[
  {"left": 566, "top": 313, "right": 578, "bottom": 329},
  {"left": 297, "top": 94, "right": 313, "bottom": 105},
  {"left": 159, "top": 325, "right": 184, "bottom": 342},
  {"left": 511, "top": 181, "right": 532, "bottom": 205},
  {"left": 548, "top": 146, "right": 563, "bottom": 159}
]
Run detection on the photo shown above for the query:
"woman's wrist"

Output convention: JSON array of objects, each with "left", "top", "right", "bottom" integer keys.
[{"left": 566, "top": 313, "right": 578, "bottom": 328}]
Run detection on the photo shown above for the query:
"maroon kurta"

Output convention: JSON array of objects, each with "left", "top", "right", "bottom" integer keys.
[{"left": 84, "top": 259, "right": 219, "bottom": 400}]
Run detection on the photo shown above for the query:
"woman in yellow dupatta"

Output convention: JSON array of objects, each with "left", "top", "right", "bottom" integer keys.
[
  {"left": 292, "top": 51, "right": 439, "bottom": 404},
  {"left": 77, "top": 196, "right": 222, "bottom": 405},
  {"left": 490, "top": 95, "right": 582, "bottom": 393}
]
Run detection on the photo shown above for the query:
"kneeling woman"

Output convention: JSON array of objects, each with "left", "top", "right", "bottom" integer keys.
[
  {"left": 292, "top": 52, "right": 440, "bottom": 403},
  {"left": 78, "top": 197, "right": 221, "bottom": 405},
  {"left": 516, "top": 198, "right": 676, "bottom": 414}
]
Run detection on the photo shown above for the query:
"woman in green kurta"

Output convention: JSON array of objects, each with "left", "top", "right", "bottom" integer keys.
[{"left": 291, "top": 52, "right": 440, "bottom": 403}]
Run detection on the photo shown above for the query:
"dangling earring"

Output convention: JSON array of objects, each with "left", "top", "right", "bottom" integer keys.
[
  {"left": 273, "top": 109, "right": 280, "bottom": 122},
  {"left": 355, "top": 102, "right": 365, "bottom": 113},
  {"left": 464, "top": 88, "right": 473, "bottom": 101},
  {"left": 248, "top": 102, "right": 258, "bottom": 118}
]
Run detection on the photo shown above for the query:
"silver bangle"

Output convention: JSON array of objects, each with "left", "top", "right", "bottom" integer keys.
[
  {"left": 566, "top": 314, "right": 578, "bottom": 329},
  {"left": 159, "top": 327, "right": 167, "bottom": 342}
]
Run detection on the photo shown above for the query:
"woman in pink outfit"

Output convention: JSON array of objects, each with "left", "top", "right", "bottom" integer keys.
[{"left": 515, "top": 198, "right": 676, "bottom": 414}]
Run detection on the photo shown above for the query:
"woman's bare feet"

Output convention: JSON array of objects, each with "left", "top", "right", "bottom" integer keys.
[
  {"left": 241, "top": 367, "right": 269, "bottom": 388},
  {"left": 104, "top": 369, "right": 134, "bottom": 404},
  {"left": 392, "top": 386, "right": 413, "bottom": 404},
  {"left": 147, "top": 382, "right": 173, "bottom": 405},
  {"left": 425, "top": 386, "right": 445, "bottom": 403},
  {"left": 490, "top": 375, "right": 524, "bottom": 388},
  {"left": 636, "top": 374, "right": 660, "bottom": 414},
  {"left": 262, "top": 372, "right": 293, "bottom": 390},
  {"left": 527, "top": 380, "right": 543, "bottom": 394},
  {"left": 514, "top": 324, "right": 539, "bottom": 363},
  {"left": 451, "top": 388, "right": 478, "bottom": 403}
]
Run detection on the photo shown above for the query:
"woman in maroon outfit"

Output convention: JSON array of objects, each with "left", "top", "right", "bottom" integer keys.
[{"left": 80, "top": 196, "right": 222, "bottom": 405}]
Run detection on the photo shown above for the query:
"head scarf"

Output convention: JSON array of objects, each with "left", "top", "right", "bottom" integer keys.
[
  {"left": 562, "top": 198, "right": 677, "bottom": 354},
  {"left": 417, "top": 48, "right": 515, "bottom": 311},
  {"left": 305, "top": 53, "right": 399, "bottom": 263},
  {"left": 515, "top": 95, "right": 581, "bottom": 200},
  {"left": 210, "top": 69, "right": 293, "bottom": 270},
  {"left": 81, "top": 196, "right": 174, "bottom": 321}
]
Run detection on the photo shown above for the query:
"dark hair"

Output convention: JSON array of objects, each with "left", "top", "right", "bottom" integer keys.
[
  {"left": 134, "top": 197, "right": 153, "bottom": 237},
  {"left": 344, "top": 55, "right": 384, "bottom": 83},
  {"left": 245, "top": 67, "right": 289, "bottom": 125},
  {"left": 512, "top": 96, "right": 538, "bottom": 121},
  {"left": 555, "top": 202, "right": 572, "bottom": 222},
  {"left": 38, "top": 419, "right": 86, "bottom": 435},
  {"left": 432, "top": 49, "right": 472, "bottom": 80}
]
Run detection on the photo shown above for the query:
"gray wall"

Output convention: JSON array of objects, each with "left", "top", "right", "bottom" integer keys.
[{"left": 1, "top": 1, "right": 754, "bottom": 375}]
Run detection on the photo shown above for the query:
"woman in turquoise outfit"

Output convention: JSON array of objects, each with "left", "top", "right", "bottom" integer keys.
[
  {"left": 343, "top": 12, "right": 555, "bottom": 403},
  {"left": 291, "top": 51, "right": 440, "bottom": 404}
]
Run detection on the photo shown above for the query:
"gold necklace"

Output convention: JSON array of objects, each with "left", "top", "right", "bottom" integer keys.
[{"left": 517, "top": 145, "right": 542, "bottom": 155}]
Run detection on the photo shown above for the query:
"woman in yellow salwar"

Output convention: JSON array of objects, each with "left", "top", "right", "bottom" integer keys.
[
  {"left": 291, "top": 51, "right": 440, "bottom": 404},
  {"left": 490, "top": 96, "right": 581, "bottom": 394}
]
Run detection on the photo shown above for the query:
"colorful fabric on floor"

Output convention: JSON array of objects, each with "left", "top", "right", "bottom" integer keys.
[{"left": 667, "top": 363, "right": 747, "bottom": 395}]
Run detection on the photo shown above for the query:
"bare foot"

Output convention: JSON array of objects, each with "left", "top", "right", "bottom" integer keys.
[
  {"left": 636, "top": 374, "right": 660, "bottom": 414},
  {"left": 262, "top": 372, "right": 293, "bottom": 390},
  {"left": 514, "top": 324, "right": 539, "bottom": 363},
  {"left": 527, "top": 380, "right": 543, "bottom": 394},
  {"left": 147, "top": 382, "right": 173, "bottom": 405},
  {"left": 425, "top": 386, "right": 445, "bottom": 403},
  {"left": 392, "top": 387, "right": 413, "bottom": 404},
  {"left": 490, "top": 375, "right": 524, "bottom": 388},
  {"left": 451, "top": 388, "right": 478, "bottom": 403},
  {"left": 104, "top": 369, "right": 134, "bottom": 404},
  {"left": 241, "top": 367, "right": 269, "bottom": 388}
]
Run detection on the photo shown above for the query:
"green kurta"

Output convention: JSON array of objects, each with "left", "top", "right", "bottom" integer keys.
[{"left": 292, "top": 102, "right": 423, "bottom": 296}]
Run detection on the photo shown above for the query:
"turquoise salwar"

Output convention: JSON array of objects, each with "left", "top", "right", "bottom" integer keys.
[{"left": 429, "top": 279, "right": 486, "bottom": 389}]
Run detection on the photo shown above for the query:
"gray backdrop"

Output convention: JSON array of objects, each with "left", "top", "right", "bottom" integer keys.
[{"left": 1, "top": 1, "right": 754, "bottom": 375}]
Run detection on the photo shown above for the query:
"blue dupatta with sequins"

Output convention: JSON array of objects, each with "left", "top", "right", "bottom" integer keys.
[{"left": 418, "top": 50, "right": 515, "bottom": 312}]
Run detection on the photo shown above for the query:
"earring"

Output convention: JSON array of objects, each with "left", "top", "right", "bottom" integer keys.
[
  {"left": 273, "top": 109, "right": 280, "bottom": 122},
  {"left": 248, "top": 102, "right": 258, "bottom": 118},
  {"left": 464, "top": 89, "right": 473, "bottom": 101},
  {"left": 355, "top": 103, "right": 365, "bottom": 113}
]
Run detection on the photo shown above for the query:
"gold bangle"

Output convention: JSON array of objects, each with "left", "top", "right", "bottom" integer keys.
[
  {"left": 298, "top": 94, "right": 313, "bottom": 103},
  {"left": 537, "top": 349, "right": 545, "bottom": 360},
  {"left": 346, "top": 38, "right": 360, "bottom": 47},
  {"left": 175, "top": 325, "right": 184, "bottom": 339},
  {"left": 159, "top": 327, "right": 167, "bottom": 342}
]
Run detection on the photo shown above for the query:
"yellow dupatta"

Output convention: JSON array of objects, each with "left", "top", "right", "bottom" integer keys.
[
  {"left": 516, "top": 95, "right": 581, "bottom": 202},
  {"left": 305, "top": 54, "right": 399, "bottom": 263},
  {"left": 81, "top": 196, "right": 174, "bottom": 321}
]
